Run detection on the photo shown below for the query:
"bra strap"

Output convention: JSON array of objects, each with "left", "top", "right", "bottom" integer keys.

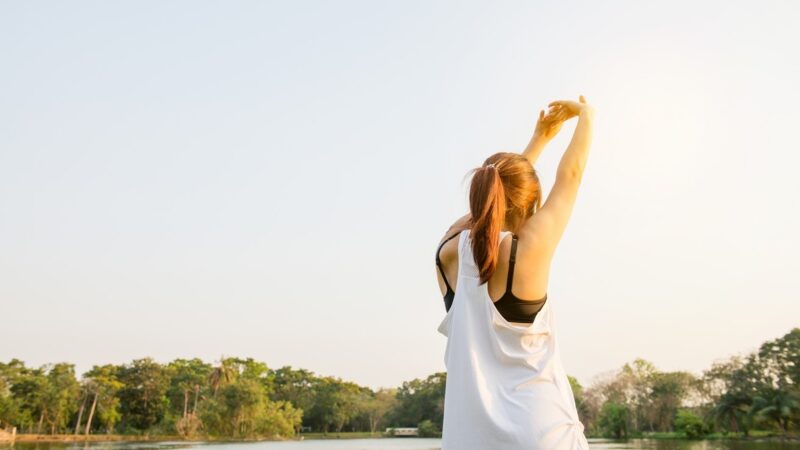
[
  {"left": 436, "top": 232, "right": 461, "bottom": 292},
  {"left": 506, "top": 234, "right": 518, "bottom": 291}
]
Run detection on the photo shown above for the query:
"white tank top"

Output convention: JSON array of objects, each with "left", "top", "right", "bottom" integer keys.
[{"left": 437, "top": 229, "right": 590, "bottom": 450}]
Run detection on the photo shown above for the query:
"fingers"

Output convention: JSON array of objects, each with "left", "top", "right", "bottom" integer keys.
[
  {"left": 549, "top": 95, "right": 588, "bottom": 107},
  {"left": 541, "top": 111, "right": 568, "bottom": 126},
  {"left": 541, "top": 109, "right": 560, "bottom": 122},
  {"left": 545, "top": 104, "right": 566, "bottom": 116},
  {"left": 545, "top": 104, "right": 564, "bottom": 116}
]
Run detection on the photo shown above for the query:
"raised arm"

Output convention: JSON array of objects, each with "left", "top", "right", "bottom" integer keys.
[
  {"left": 522, "top": 106, "right": 571, "bottom": 166},
  {"left": 443, "top": 97, "right": 591, "bottom": 243},
  {"left": 527, "top": 95, "right": 595, "bottom": 253},
  {"left": 439, "top": 212, "right": 471, "bottom": 244}
]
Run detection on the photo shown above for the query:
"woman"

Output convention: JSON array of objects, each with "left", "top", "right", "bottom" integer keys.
[{"left": 435, "top": 95, "right": 594, "bottom": 449}]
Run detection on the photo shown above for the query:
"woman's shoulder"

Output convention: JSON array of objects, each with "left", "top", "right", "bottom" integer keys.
[
  {"left": 438, "top": 214, "right": 471, "bottom": 244},
  {"left": 516, "top": 214, "right": 557, "bottom": 257},
  {"left": 437, "top": 218, "right": 471, "bottom": 265}
]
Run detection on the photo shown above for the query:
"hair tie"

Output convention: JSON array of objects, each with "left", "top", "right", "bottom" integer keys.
[{"left": 486, "top": 163, "right": 497, "bottom": 170}]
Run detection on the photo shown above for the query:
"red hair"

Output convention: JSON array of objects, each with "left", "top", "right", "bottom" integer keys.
[{"left": 467, "top": 152, "right": 542, "bottom": 284}]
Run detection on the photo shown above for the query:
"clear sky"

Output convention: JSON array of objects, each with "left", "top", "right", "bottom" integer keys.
[{"left": 1, "top": 1, "right": 799, "bottom": 391}]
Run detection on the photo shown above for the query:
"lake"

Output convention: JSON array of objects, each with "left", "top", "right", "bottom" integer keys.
[{"left": 3, "top": 439, "right": 800, "bottom": 450}]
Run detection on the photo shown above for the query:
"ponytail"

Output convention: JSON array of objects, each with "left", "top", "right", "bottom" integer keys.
[{"left": 468, "top": 164, "right": 507, "bottom": 285}]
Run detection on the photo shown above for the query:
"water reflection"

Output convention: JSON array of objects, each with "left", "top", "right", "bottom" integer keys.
[
  {"left": 589, "top": 438, "right": 800, "bottom": 450},
  {"left": 2, "top": 438, "right": 799, "bottom": 450}
]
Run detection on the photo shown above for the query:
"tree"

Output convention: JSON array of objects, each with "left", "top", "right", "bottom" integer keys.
[
  {"left": 42, "top": 363, "right": 79, "bottom": 434},
  {"left": 649, "top": 371, "right": 695, "bottom": 432},
  {"left": 167, "top": 359, "right": 211, "bottom": 418},
  {"left": 361, "top": 388, "right": 398, "bottom": 434},
  {"left": 0, "top": 360, "right": 26, "bottom": 428},
  {"left": 330, "top": 382, "right": 362, "bottom": 434},
  {"left": 758, "top": 328, "right": 800, "bottom": 388},
  {"left": 598, "top": 402, "right": 629, "bottom": 439},
  {"left": 222, "top": 379, "right": 263, "bottom": 437},
  {"left": 208, "top": 357, "right": 237, "bottom": 398},
  {"left": 8, "top": 364, "right": 48, "bottom": 434},
  {"left": 417, "top": 419, "right": 440, "bottom": 437},
  {"left": 306, "top": 377, "right": 356, "bottom": 434},
  {"left": 751, "top": 387, "right": 800, "bottom": 434},
  {"left": 391, "top": 373, "right": 446, "bottom": 429},
  {"left": 117, "top": 358, "right": 169, "bottom": 432},
  {"left": 167, "top": 359, "right": 211, "bottom": 438},
  {"left": 674, "top": 409, "right": 709, "bottom": 439},
  {"left": 82, "top": 365, "right": 124, "bottom": 435},
  {"left": 709, "top": 392, "right": 751, "bottom": 435},
  {"left": 269, "top": 366, "right": 317, "bottom": 433}
]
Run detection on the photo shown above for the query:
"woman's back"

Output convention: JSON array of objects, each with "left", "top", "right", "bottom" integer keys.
[
  {"left": 437, "top": 227, "right": 549, "bottom": 325},
  {"left": 437, "top": 229, "right": 589, "bottom": 450},
  {"left": 437, "top": 225, "right": 551, "bottom": 326}
]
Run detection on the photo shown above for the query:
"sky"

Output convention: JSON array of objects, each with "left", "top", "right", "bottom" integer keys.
[{"left": 1, "top": 1, "right": 799, "bottom": 391}]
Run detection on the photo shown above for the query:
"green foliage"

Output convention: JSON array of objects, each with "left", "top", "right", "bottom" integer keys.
[
  {"left": 580, "top": 327, "right": 800, "bottom": 438},
  {"left": 117, "top": 358, "right": 169, "bottom": 432},
  {"left": 709, "top": 392, "right": 752, "bottom": 436},
  {"left": 5, "top": 362, "right": 48, "bottom": 433},
  {"left": 390, "top": 372, "right": 446, "bottom": 429},
  {"left": 270, "top": 367, "right": 317, "bottom": 414},
  {"left": 759, "top": 328, "right": 800, "bottom": 388},
  {"left": 0, "top": 357, "right": 308, "bottom": 439},
  {"left": 84, "top": 364, "right": 125, "bottom": 433},
  {"left": 360, "top": 388, "right": 398, "bottom": 434},
  {"left": 0, "top": 327, "right": 798, "bottom": 440},
  {"left": 43, "top": 363, "right": 80, "bottom": 434},
  {"left": 302, "top": 376, "right": 363, "bottom": 434},
  {"left": 417, "top": 419, "right": 440, "bottom": 437},
  {"left": 649, "top": 371, "right": 694, "bottom": 431},
  {"left": 568, "top": 375, "right": 590, "bottom": 419},
  {"left": 198, "top": 358, "right": 301, "bottom": 438},
  {"left": 598, "top": 402, "right": 629, "bottom": 438},
  {"left": 166, "top": 358, "right": 212, "bottom": 421},
  {"left": 751, "top": 386, "right": 800, "bottom": 433},
  {"left": 0, "top": 361, "right": 79, "bottom": 434},
  {"left": 674, "top": 409, "right": 710, "bottom": 439}
]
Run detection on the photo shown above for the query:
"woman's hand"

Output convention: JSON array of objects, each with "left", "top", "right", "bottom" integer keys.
[
  {"left": 523, "top": 95, "right": 592, "bottom": 165},
  {"left": 532, "top": 104, "right": 570, "bottom": 143},
  {"left": 547, "top": 95, "right": 593, "bottom": 120}
]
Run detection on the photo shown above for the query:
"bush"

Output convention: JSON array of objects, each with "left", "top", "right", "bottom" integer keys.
[
  {"left": 598, "top": 402, "right": 629, "bottom": 439},
  {"left": 674, "top": 409, "right": 710, "bottom": 439},
  {"left": 417, "top": 419, "right": 441, "bottom": 437}
]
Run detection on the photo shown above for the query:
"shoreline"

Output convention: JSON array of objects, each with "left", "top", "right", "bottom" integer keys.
[
  {"left": 7, "top": 432, "right": 388, "bottom": 444},
  {"left": 8, "top": 435, "right": 285, "bottom": 444},
  {"left": 11, "top": 435, "right": 200, "bottom": 443},
  {"left": 4, "top": 432, "right": 799, "bottom": 444}
]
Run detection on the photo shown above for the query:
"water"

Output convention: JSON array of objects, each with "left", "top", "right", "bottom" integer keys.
[
  {"left": 588, "top": 439, "right": 800, "bottom": 450},
  {"left": 3, "top": 439, "right": 800, "bottom": 450}
]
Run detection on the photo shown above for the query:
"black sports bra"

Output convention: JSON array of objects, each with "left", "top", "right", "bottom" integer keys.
[{"left": 435, "top": 231, "right": 547, "bottom": 324}]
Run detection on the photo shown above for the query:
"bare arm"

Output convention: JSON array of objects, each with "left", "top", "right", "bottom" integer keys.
[
  {"left": 522, "top": 107, "right": 570, "bottom": 166},
  {"left": 521, "top": 131, "right": 548, "bottom": 166},
  {"left": 441, "top": 212, "right": 471, "bottom": 242},
  {"left": 443, "top": 99, "right": 588, "bottom": 242},
  {"left": 529, "top": 97, "right": 595, "bottom": 253}
]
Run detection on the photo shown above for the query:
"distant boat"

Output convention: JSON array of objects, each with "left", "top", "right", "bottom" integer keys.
[{"left": 384, "top": 427, "right": 419, "bottom": 437}]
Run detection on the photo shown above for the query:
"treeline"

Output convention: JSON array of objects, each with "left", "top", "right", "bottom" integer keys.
[
  {"left": 0, "top": 356, "right": 422, "bottom": 439},
  {"left": 575, "top": 327, "right": 800, "bottom": 438},
  {"left": 1, "top": 327, "right": 797, "bottom": 440}
]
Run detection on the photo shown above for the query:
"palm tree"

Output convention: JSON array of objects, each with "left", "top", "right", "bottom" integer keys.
[
  {"left": 751, "top": 388, "right": 800, "bottom": 435},
  {"left": 709, "top": 392, "right": 751, "bottom": 435},
  {"left": 207, "top": 358, "right": 237, "bottom": 397}
]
